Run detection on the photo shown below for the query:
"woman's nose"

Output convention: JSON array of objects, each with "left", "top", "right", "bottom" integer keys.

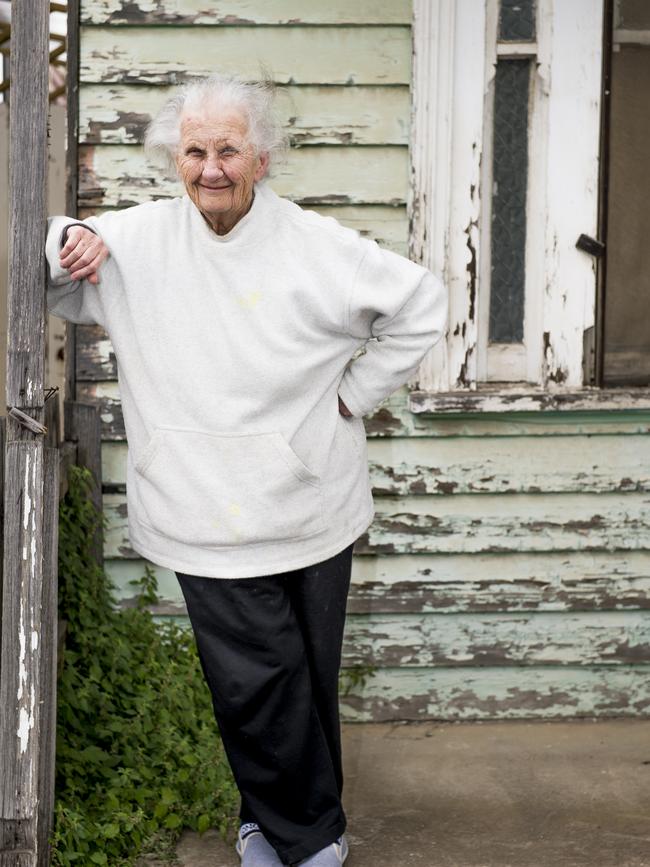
[{"left": 202, "top": 156, "right": 224, "bottom": 181}]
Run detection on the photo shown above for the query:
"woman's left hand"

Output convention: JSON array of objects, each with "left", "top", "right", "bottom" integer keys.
[{"left": 338, "top": 395, "right": 353, "bottom": 417}]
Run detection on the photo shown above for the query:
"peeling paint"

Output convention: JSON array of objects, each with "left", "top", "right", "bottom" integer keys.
[
  {"left": 16, "top": 598, "right": 35, "bottom": 754},
  {"left": 338, "top": 667, "right": 650, "bottom": 721},
  {"left": 82, "top": 0, "right": 412, "bottom": 26},
  {"left": 86, "top": 111, "right": 151, "bottom": 143},
  {"left": 18, "top": 706, "right": 33, "bottom": 754},
  {"left": 464, "top": 218, "right": 477, "bottom": 322},
  {"left": 457, "top": 346, "right": 473, "bottom": 388}
]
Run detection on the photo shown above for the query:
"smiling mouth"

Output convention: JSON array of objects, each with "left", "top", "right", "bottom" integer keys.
[{"left": 199, "top": 183, "right": 232, "bottom": 190}]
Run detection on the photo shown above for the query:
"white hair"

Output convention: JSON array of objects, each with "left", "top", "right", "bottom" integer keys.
[{"left": 143, "top": 71, "right": 288, "bottom": 177}]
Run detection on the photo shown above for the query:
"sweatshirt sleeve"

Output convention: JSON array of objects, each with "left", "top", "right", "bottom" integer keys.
[
  {"left": 337, "top": 240, "right": 448, "bottom": 418},
  {"left": 45, "top": 215, "right": 107, "bottom": 327}
]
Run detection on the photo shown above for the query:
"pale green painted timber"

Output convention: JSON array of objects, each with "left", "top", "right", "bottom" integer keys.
[
  {"left": 338, "top": 666, "right": 650, "bottom": 721},
  {"left": 105, "top": 550, "right": 650, "bottom": 615},
  {"left": 76, "top": 381, "right": 650, "bottom": 440},
  {"left": 102, "top": 490, "right": 650, "bottom": 558},
  {"left": 79, "top": 145, "right": 408, "bottom": 207},
  {"left": 79, "top": 84, "right": 410, "bottom": 145},
  {"left": 112, "top": 600, "right": 650, "bottom": 667},
  {"left": 366, "top": 493, "right": 650, "bottom": 554},
  {"left": 100, "top": 434, "right": 650, "bottom": 494},
  {"left": 341, "top": 610, "right": 650, "bottom": 667},
  {"left": 81, "top": 0, "right": 412, "bottom": 25},
  {"left": 367, "top": 435, "right": 650, "bottom": 494},
  {"left": 93, "top": 550, "right": 650, "bottom": 722},
  {"left": 80, "top": 26, "right": 411, "bottom": 85},
  {"left": 314, "top": 207, "right": 407, "bottom": 254}
]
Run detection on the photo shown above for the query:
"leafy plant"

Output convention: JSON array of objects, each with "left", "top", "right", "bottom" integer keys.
[
  {"left": 338, "top": 663, "right": 377, "bottom": 697},
  {"left": 52, "top": 466, "right": 239, "bottom": 866}
]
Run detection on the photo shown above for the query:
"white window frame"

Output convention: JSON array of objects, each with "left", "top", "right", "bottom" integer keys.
[
  {"left": 408, "top": 0, "right": 607, "bottom": 407},
  {"left": 478, "top": 0, "right": 548, "bottom": 384}
]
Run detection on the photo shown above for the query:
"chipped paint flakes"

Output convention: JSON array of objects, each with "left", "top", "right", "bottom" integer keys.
[
  {"left": 16, "top": 599, "right": 35, "bottom": 754},
  {"left": 17, "top": 706, "right": 34, "bottom": 755}
]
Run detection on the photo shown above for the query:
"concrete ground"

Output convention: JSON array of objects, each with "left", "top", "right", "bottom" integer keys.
[{"left": 173, "top": 719, "right": 650, "bottom": 867}]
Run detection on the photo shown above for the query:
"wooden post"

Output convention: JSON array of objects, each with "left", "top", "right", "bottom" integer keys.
[
  {"left": 64, "top": 0, "right": 81, "bottom": 424},
  {"left": 64, "top": 401, "right": 104, "bottom": 568},
  {"left": 0, "top": 0, "right": 51, "bottom": 864},
  {"left": 36, "top": 447, "right": 59, "bottom": 867},
  {"left": 0, "top": 417, "right": 4, "bottom": 648}
]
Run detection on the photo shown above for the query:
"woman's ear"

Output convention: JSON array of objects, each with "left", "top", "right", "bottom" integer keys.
[{"left": 255, "top": 151, "right": 270, "bottom": 181}]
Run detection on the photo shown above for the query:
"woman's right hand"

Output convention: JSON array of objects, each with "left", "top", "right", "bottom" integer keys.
[
  {"left": 59, "top": 226, "right": 110, "bottom": 285},
  {"left": 338, "top": 395, "right": 353, "bottom": 417}
]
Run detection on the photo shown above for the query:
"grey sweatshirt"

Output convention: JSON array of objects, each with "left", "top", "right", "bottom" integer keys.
[{"left": 46, "top": 181, "right": 448, "bottom": 578}]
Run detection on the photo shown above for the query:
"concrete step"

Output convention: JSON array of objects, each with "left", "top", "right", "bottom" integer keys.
[{"left": 171, "top": 719, "right": 650, "bottom": 867}]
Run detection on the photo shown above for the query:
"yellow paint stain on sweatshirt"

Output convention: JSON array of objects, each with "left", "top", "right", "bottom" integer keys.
[
  {"left": 237, "top": 291, "right": 263, "bottom": 309},
  {"left": 211, "top": 509, "right": 242, "bottom": 540}
]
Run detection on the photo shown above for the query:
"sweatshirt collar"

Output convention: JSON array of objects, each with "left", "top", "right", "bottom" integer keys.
[{"left": 184, "top": 181, "right": 279, "bottom": 248}]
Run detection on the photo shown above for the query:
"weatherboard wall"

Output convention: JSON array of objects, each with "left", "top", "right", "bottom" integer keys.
[{"left": 72, "top": 0, "right": 650, "bottom": 721}]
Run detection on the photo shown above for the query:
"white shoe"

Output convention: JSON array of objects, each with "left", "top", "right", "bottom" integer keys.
[
  {"left": 297, "top": 834, "right": 349, "bottom": 865},
  {"left": 235, "top": 822, "right": 284, "bottom": 866}
]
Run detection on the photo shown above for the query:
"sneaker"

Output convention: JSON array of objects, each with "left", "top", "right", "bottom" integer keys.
[
  {"left": 236, "top": 822, "right": 284, "bottom": 866},
  {"left": 297, "top": 834, "right": 349, "bottom": 866}
]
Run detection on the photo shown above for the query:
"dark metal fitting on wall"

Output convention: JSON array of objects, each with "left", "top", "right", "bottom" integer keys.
[{"left": 576, "top": 234, "right": 606, "bottom": 257}]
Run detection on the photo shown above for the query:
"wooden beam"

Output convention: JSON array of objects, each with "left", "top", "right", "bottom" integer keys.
[
  {"left": 0, "top": 0, "right": 50, "bottom": 863},
  {"left": 64, "top": 402, "right": 103, "bottom": 567},
  {"left": 64, "top": 0, "right": 81, "bottom": 421},
  {"left": 0, "top": 417, "right": 4, "bottom": 632},
  {"left": 0, "top": 445, "right": 46, "bottom": 867},
  {"left": 409, "top": 387, "right": 650, "bottom": 414},
  {"left": 36, "top": 448, "right": 59, "bottom": 867}
]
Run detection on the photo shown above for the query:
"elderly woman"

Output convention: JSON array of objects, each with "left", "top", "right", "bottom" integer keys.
[{"left": 46, "top": 73, "right": 448, "bottom": 866}]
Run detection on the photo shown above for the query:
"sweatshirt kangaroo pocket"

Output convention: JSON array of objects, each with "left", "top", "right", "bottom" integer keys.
[{"left": 133, "top": 427, "right": 325, "bottom": 547}]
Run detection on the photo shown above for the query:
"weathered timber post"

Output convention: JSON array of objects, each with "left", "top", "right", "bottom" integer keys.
[
  {"left": 0, "top": 417, "right": 5, "bottom": 618},
  {"left": 64, "top": 0, "right": 81, "bottom": 419},
  {"left": 64, "top": 401, "right": 103, "bottom": 568},
  {"left": 36, "top": 445, "right": 59, "bottom": 867},
  {"left": 0, "top": 1, "right": 53, "bottom": 865}
]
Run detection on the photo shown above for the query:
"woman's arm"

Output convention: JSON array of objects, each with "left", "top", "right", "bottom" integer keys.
[{"left": 337, "top": 241, "right": 448, "bottom": 418}]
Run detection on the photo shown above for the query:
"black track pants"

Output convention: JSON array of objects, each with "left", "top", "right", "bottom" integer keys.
[{"left": 175, "top": 541, "right": 354, "bottom": 865}]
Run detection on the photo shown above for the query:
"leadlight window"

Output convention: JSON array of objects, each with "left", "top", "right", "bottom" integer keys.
[{"left": 484, "top": 0, "right": 537, "bottom": 380}]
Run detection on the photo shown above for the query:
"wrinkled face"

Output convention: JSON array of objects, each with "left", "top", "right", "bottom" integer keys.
[{"left": 175, "top": 108, "right": 269, "bottom": 231}]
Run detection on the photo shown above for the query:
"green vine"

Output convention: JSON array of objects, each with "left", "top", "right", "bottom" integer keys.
[
  {"left": 52, "top": 466, "right": 239, "bottom": 866},
  {"left": 338, "top": 664, "right": 377, "bottom": 698}
]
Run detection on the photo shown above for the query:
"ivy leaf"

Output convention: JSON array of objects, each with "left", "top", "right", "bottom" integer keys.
[
  {"left": 164, "top": 813, "right": 182, "bottom": 830},
  {"left": 197, "top": 813, "right": 211, "bottom": 835},
  {"left": 160, "top": 787, "right": 177, "bottom": 805}
]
